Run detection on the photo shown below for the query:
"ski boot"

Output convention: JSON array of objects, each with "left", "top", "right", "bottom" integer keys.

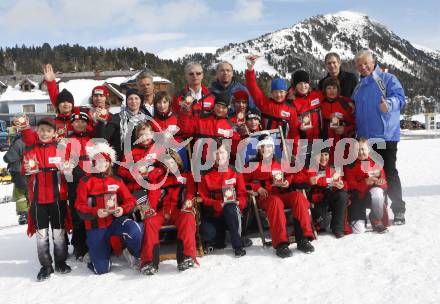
[{"left": 37, "top": 265, "right": 54, "bottom": 281}]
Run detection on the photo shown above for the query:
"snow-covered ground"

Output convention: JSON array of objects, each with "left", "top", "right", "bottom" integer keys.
[{"left": 1, "top": 138, "right": 440, "bottom": 304}]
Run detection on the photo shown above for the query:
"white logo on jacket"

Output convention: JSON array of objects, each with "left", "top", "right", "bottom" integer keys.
[
  {"left": 311, "top": 98, "right": 320, "bottom": 106},
  {"left": 107, "top": 184, "right": 119, "bottom": 191},
  {"left": 225, "top": 178, "right": 236, "bottom": 185}
]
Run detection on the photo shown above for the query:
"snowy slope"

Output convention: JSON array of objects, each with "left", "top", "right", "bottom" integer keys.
[
  {"left": 1, "top": 138, "right": 440, "bottom": 304},
  {"left": 213, "top": 11, "right": 440, "bottom": 78}
]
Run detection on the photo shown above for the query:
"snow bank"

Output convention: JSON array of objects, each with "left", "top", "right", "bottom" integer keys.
[{"left": 0, "top": 139, "right": 440, "bottom": 303}]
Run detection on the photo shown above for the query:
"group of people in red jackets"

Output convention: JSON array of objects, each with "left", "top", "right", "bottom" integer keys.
[{"left": 13, "top": 52, "right": 399, "bottom": 281}]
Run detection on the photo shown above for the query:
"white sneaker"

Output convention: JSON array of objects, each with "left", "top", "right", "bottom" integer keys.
[
  {"left": 123, "top": 248, "right": 139, "bottom": 269},
  {"left": 350, "top": 220, "right": 366, "bottom": 234}
]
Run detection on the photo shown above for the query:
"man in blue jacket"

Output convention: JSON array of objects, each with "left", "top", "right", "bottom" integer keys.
[{"left": 352, "top": 50, "right": 406, "bottom": 225}]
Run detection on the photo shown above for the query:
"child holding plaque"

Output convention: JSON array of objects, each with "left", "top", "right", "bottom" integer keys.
[
  {"left": 19, "top": 117, "right": 71, "bottom": 281},
  {"left": 320, "top": 78, "right": 355, "bottom": 160},
  {"left": 140, "top": 150, "right": 197, "bottom": 275},
  {"left": 344, "top": 138, "right": 389, "bottom": 234},
  {"left": 199, "top": 143, "right": 248, "bottom": 257},
  {"left": 75, "top": 142, "right": 143, "bottom": 274},
  {"left": 307, "top": 148, "right": 350, "bottom": 238},
  {"left": 287, "top": 70, "right": 325, "bottom": 167},
  {"left": 244, "top": 133, "right": 315, "bottom": 257}
]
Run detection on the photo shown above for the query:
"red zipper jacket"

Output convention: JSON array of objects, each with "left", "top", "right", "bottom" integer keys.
[
  {"left": 147, "top": 168, "right": 195, "bottom": 215},
  {"left": 117, "top": 143, "right": 164, "bottom": 192},
  {"left": 22, "top": 128, "right": 67, "bottom": 204},
  {"left": 75, "top": 174, "right": 136, "bottom": 230},
  {"left": 199, "top": 166, "right": 247, "bottom": 217},
  {"left": 288, "top": 89, "right": 324, "bottom": 141},
  {"left": 245, "top": 70, "right": 299, "bottom": 142},
  {"left": 306, "top": 163, "right": 347, "bottom": 204},
  {"left": 321, "top": 96, "right": 355, "bottom": 142},
  {"left": 344, "top": 158, "right": 388, "bottom": 199}
]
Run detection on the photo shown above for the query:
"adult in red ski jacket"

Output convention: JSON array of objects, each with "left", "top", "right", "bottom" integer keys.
[
  {"left": 172, "top": 62, "right": 215, "bottom": 139},
  {"left": 19, "top": 117, "right": 71, "bottom": 281},
  {"left": 244, "top": 133, "right": 315, "bottom": 256},
  {"left": 140, "top": 151, "right": 197, "bottom": 275},
  {"left": 198, "top": 143, "right": 248, "bottom": 257},
  {"left": 306, "top": 148, "right": 350, "bottom": 238},
  {"left": 344, "top": 138, "right": 389, "bottom": 233},
  {"left": 245, "top": 56, "right": 299, "bottom": 143},
  {"left": 75, "top": 142, "right": 142, "bottom": 274},
  {"left": 178, "top": 92, "right": 239, "bottom": 162}
]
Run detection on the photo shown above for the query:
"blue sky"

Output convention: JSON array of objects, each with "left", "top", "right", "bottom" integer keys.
[{"left": 0, "top": 0, "right": 438, "bottom": 59}]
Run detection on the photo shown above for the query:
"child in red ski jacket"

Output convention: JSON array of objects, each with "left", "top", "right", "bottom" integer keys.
[
  {"left": 140, "top": 150, "right": 197, "bottom": 275},
  {"left": 287, "top": 70, "right": 325, "bottom": 168},
  {"left": 320, "top": 78, "right": 355, "bottom": 161},
  {"left": 244, "top": 133, "right": 315, "bottom": 256},
  {"left": 62, "top": 108, "right": 95, "bottom": 260},
  {"left": 198, "top": 143, "right": 248, "bottom": 257},
  {"left": 344, "top": 138, "right": 389, "bottom": 233},
  {"left": 306, "top": 148, "right": 350, "bottom": 238},
  {"left": 75, "top": 142, "right": 143, "bottom": 274},
  {"left": 19, "top": 117, "right": 71, "bottom": 281}
]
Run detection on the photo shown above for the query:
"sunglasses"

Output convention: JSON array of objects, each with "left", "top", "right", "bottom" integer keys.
[{"left": 188, "top": 71, "right": 203, "bottom": 76}]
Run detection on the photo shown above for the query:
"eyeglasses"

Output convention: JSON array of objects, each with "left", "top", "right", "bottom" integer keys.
[{"left": 188, "top": 71, "right": 203, "bottom": 76}]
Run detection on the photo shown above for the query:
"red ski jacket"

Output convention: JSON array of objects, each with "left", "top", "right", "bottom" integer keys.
[
  {"left": 117, "top": 143, "right": 164, "bottom": 192},
  {"left": 46, "top": 80, "right": 97, "bottom": 136},
  {"left": 147, "top": 168, "right": 195, "bottom": 214},
  {"left": 306, "top": 163, "right": 347, "bottom": 204},
  {"left": 244, "top": 158, "right": 309, "bottom": 194},
  {"left": 321, "top": 96, "right": 355, "bottom": 142},
  {"left": 151, "top": 111, "right": 183, "bottom": 142},
  {"left": 63, "top": 131, "right": 94, "bottom": 181},
  {"left": 172, "top": 85, "right": 216, "bottom": 138},
  {"left": 75, "top": 174, "right": 136, "bottom": 230},
  {"left": 288, "top": 89, "right": 324, "bottom": 141},
  {"left": 344, "top": 158, "right": 388, "bottom": 199},
  {"left": 245, "top": 70, "right": 299, "bottom": 141},
  {"left": 199, "top": 166, "right": 247, "bottom": 217},
  {"left": 22, "top": 128, "right": 67, "bottom": 204}
]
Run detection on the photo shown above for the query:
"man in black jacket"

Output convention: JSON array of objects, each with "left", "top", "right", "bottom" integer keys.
[
  {"left": 3, "top": 129, "right": 29, "bottom": 224},
  {"left": 318, "top": 52, "right": 358, "bottom": 98}
]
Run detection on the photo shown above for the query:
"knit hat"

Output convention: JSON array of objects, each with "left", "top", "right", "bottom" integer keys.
[
  {"left": 37, "top": 117, "right": 56, "bottom": 130},
  {"left": 292, "top": 70, "right": 310, "bottom": 86},
  {"left": 70, "top": 108, "right": 89, "bottom": 122},
  {"left": 271, "top": 79, "right": 287, "bottom": 91},
  {"left": 232, "top": 90, "right": 249, "bottom": 102},
  {"left": 90, "top": 142, "right": 116, "bottom": 163},
  {"left": 125, "top": 88, "right": 143, "bottom": 102},
  {"left": 92, "top": 85, "right": 109, "bottom": 97},
  {"left": 214, "top": 92, "right": 231, "bottom": 107},
  {"left": 246, "top": 108, "right": 261, "bottom": 121},
  {"left": 56, "top": 89, "right": 74, "bottom": 106}
]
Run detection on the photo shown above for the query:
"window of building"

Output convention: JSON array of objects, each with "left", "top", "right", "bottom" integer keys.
[
  {"left": 47, "top": 104, "right": 55, "bottom": 113},
  {"left": 22, "top": 104, "right": 36, "bottom": 113}
]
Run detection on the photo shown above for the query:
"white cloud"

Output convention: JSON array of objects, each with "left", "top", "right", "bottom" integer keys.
[
  {"left": 233, "top": 0, "right": 263, "bottom": 22},
  {"left": 0, "top": 0, "right": 208, "bottom": 33},
  {"left": 0, "top": 0, "right": 57, "bottom": 32}
]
